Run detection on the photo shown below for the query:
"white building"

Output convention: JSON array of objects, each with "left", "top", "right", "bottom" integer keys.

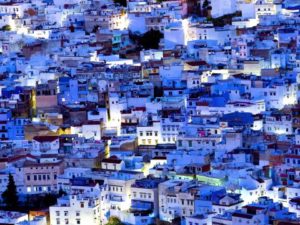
[
  {"left": 264, "top": 112, "right": 293, "bottom": 135},
  {"left": 49, "top": 194, "right": 101, "bottom": 225},
  {"left": 137, "top": 120, "right": 162, "bottom": 146},
  {"left": 32, "top": 136, "right": 60, "bottom": 155},
  {"left": 210, "top": 0, "right": 237, "bottom": 18}
]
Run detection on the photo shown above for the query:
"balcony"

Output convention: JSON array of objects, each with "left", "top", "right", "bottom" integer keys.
[
  {"left": 110, "top": 195, "right": 124, "bottom": 203},
  {"left": 131, "top": 200, "right": 153, "bottom": 212},
  {"left": 128, "top": 208, "right": 154, "bottom": 217}
]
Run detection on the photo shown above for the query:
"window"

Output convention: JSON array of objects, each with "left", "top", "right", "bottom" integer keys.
[
  {"left": 178, "top": 140, "right": 182, "bottom": 147},
  {"left": 76, "top": 219, "right": 81, "bottom": 224}
]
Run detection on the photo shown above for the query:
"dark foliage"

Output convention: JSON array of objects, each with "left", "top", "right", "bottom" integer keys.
[
  {"left": 106, "top": 216, "right": 124, "bottom": 225},
  {"left": 2, "top": 173, "right": 18, "bottom": 210},
  {"left": 209, "top": 11, "right": 242, "bottom": 27},
  {"left": 130, "top": 29, "right": 163, "bottom": 50},
  {"left": 113, "top": 0, "right": 127, "bottom": 7}
]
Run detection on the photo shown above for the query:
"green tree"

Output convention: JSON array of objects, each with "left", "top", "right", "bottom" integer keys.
[
  {"left": 2, "top": 173, "right": 18, "bottom": 210},
  {"left": 43, "top": 193, "right": 57, "bottom": 207},
  {"left": 106, "top": 216, "right": 124, "bottom": 225},
  {"left": 202, "top": 0, "right": 209, "bottom": 8},
  {"left": 113, "top": 0, "right": 127, "bottom": 7},
  {"left": 58, "top": 188, "right": 67, "bottom": 197},
  {"left": 1, "top": 25, "right": 11, "bottom": 31},
  {"left": 139, "top": 29, "right": 163, "bottom": 50},
  {"left": 92, "top": 25, "right": 99, "bottom": 33},
  {"left": 129, "top": 29, "right": 163, "bottom": 50}
]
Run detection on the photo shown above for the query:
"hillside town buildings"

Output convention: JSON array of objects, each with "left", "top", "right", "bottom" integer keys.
[{"left": 0, "top": 0, "right": 300, "bottom": 224}]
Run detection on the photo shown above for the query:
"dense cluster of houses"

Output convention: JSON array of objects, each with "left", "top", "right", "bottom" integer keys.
[{"left": 0, "top": 0, "right": 300, "bottom": 224}]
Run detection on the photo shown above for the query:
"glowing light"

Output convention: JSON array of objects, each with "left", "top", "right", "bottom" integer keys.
[
  {"left": 182, "top": 19, "right": 189, "bottom": 45},
  {"left": 141, "top": 163, "right": 150, "bottom": 176},
  {"left": 274, "top": 130, "right": 287, "bottom": 135},
  {"left": 121, "top": 16, "right": 130, "bottom": 30},
  {"left": 283, "top": 96, "right": 297, "bottom": 106}
]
